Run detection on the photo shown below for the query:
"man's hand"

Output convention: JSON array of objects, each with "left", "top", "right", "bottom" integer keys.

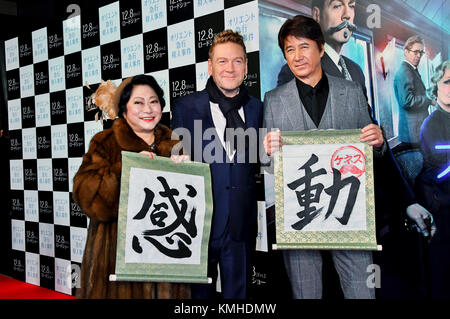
[
  {"left": 263, "top": 129, "right": 282, "bottom": 156},
  {"left": 406, "top": 203, "right": 436, "bottom": 240},
  {"left": 360, "top": 124, "right": 384, "bottom": 149}
]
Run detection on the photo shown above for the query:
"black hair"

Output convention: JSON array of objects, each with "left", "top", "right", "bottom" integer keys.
[
  {"left": 118, "top": 74, "right": 165, "bottom": 117},
  {"left": 278, "top": 15, "right": 325, "bottom": 57}
]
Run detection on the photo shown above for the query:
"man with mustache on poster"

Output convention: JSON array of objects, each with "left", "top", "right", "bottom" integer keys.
[{"left": 275, "top": 0, "right": 436, "bottom": 298}]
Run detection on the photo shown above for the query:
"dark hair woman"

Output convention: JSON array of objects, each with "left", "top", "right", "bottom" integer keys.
[
  {"left": 415, "top": 60, "right": 450, "bottom": 298},
  {"left": 73, "top": 75, "right": 189, "bottom": 298}
]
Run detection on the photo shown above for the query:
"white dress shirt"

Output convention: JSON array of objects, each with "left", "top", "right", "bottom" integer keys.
[
  {"left": 210, "top": 101, "right": 245, "bottom": 161},
  {"left": 325, "top": 43, "right": 342, "bottom": 71},
  {"left": 404, "top": 60, "right": 419, "bottom": 71}
]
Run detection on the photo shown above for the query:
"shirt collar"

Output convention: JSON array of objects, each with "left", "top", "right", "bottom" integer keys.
[
  {"left": 296, "top": 72, "right": 328, "bottom": 95},
  {"left": 325, "top": 43, "right": 341, "bottom": 67},
  {"left": 404, "top": 60, "right": 417, "bottom": 70}
]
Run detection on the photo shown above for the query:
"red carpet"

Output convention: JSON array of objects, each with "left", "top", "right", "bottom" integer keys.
[{"left": 0, "top": 275, "right": 74, "bottom": 299}]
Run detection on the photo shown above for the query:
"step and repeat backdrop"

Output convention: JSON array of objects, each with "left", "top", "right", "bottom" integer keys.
[{"left": 5, "top": 0, "right": 260, "bottom": 295}]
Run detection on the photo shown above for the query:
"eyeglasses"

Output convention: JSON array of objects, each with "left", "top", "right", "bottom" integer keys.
[{"left": 407, "top": 49, "right": 425, "bottom": 56}]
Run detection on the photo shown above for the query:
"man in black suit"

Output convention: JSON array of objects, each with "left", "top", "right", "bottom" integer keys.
[
  {"left": 276, "top": 0, "right": 435, "bottom": 298},
  {"left": 394, "top": 35, "right": 436, "bottom": 147}
]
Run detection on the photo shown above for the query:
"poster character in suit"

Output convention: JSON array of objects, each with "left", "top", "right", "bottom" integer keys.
[
  {"left": 171, "top": 30, "right": 263, "bottom": 299},
  {"left": 263, "top": 15, "right": 384, "bottom": 299},
  {"left": 393, "top": 35, "right": 437, "bottom": 147},
  {"left": 415, "top": 60, "right": 450, "bottom": 298}
]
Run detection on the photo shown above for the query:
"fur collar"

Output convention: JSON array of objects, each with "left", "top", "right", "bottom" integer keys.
[{"left": 112, "top": 118, "right": 179, "bottom": 156}]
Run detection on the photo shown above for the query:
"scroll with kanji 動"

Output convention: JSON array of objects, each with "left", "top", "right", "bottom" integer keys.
[
  {"left": 274, "top": 129, "right": 379, "bottom": 250},
  {"left": 110, "top": 151, "right": 213, "bottom": 283}
]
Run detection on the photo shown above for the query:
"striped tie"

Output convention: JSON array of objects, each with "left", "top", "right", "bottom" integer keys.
[{"left": 338, "top": 56, "right": 352, "bottom": 81}]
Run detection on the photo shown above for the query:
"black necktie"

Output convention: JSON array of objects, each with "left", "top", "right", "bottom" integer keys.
[{"left": 310, "top": 87, "right": 320, "bottom": 127}]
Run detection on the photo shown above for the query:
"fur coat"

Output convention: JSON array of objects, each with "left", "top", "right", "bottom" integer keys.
[{"left": 72, "top": 118, "right": 190, "bottom": 299}]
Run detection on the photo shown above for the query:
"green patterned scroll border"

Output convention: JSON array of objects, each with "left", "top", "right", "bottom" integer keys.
[
  {"left": 113, "top": 151, "right": 213, "bottom": 283},
  {"left": 274, "top": 129, "right": 379, "bottom": 250}
]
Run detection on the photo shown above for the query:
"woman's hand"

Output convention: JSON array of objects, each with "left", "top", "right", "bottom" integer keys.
[
  {"left": 140, "top": 150, "right": 157, "bottom": 159},
  {"left": 170, "top": 154, "right": 190, "bottom": 164}
]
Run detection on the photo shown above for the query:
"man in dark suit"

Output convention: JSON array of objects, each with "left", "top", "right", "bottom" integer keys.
[
  {"left": 394, "top": 35, "right": 436, "bottom": 147},
  {"left": 171, "top": 30, "right": 263, "bottom": 299}
]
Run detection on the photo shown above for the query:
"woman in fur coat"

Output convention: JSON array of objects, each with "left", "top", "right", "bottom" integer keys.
[{"left": 73, "top": 75, "right": 190, "bottom": 298}]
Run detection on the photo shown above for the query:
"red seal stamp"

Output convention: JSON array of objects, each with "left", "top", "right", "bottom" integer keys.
[{"left": 330, "top": 145, "right": 366, "bottom": 178}]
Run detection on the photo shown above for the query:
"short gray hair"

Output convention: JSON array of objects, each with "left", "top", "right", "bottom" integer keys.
[{"left": 404, "top": 35, "right": 425, "bottom": 51}]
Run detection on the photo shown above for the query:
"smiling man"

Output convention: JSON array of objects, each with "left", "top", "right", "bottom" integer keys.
[
  {"left": 171, "top": 30, "right": 263, "bottom": 299},
  {"left": 263, "top": 15, "right": 384, "bottom": 299},
  {"left": 277, "top": 0, "right": 365, "bottom": 94}
]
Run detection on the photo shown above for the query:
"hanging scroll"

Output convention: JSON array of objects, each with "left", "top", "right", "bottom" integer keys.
[
  {"left": 274, "top": 129, "right": 379, "bottom": 250},
  {"left": 111, "top": 151, "right": 213, "bottom": 283}
]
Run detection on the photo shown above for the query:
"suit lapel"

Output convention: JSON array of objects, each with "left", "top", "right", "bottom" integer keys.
[
  {"left": 345, "top": 57, "right": 361, "bottom": 83},
  {"left": 197, "top": 90, "right": 228, "bottom": 162},
  {"left": 243, "top": 99, "right": 256, "bottom": 129},
  {"left": 403, "top": 61, "right": 425, "bottom": 90},
  {"left": 322, "top": 53, "right": 362, "bottom": 84},
  {"left": 198, "top": 90, "right": 215, "bottom": 130},
  {"left": 322, "top": 53, "right": 343, "bottom": 79},
  {"left": 279, "top": 76, "right": 348, "bottom": 130},
  {"left": 321, "top": 75, "right": 347, "bottom": 129},
  {"left": 279, "top": 79, "right": 306, "bottom": 130},
  {"left": 321, "top": 55, "right": 353, "bottom": 128}
]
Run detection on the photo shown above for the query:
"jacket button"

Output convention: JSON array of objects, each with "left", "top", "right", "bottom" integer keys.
[{"left": 226, "top": 186, "right": 230, "bottom": 190}]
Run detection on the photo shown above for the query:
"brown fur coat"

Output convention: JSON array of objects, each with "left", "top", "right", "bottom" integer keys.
[{"left": 72, "top": 118, "right": 190, "bottom": 299}]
